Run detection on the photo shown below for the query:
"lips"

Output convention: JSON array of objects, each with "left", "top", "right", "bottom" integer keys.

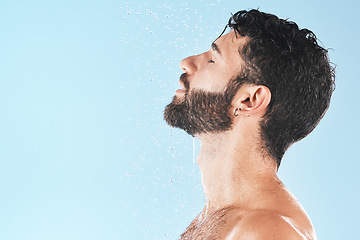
[
  {"left": 176, "top": 89, "right": 186, "bottom": 94},
  {"left": 175, "top": 74, "right": 189, "bottom": 95},
  {"left": 176, "top": 80, "right": 186, "bottom": 94},
  {"left": 178, "top": 80, "right": 186, "bottom": 91},
  {"left": 179, "top": 73, "right": 189, "bottom": 91}
]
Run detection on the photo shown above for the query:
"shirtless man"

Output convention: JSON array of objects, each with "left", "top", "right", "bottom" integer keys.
[{"left": 164, "top": 9, "right": 334, "bottom": 240}]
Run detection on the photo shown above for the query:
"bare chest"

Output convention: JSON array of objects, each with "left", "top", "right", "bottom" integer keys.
[{"left": 179, "top": 207, "right": 241, "bottom": 240}]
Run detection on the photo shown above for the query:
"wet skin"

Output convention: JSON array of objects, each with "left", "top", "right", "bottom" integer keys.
[{"left": 174, "top": 31, "right": 316, "bottom": 240}]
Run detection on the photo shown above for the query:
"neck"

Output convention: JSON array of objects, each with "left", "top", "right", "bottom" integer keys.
[{"left": 196, "top": 125, "right": 280, "bottom": 213}]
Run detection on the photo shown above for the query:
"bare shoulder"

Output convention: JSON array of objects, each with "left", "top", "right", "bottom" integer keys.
[{"left": 225, "top": 210, "right": 316, "bottom": 240}]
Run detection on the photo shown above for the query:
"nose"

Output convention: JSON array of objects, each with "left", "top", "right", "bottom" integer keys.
[{"left": 180, "top": 55, "right": 198, "bottom": 74}]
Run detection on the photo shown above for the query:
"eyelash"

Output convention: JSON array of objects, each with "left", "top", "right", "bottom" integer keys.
[{"left": 208, "top": 59, "right": 215, "bottom": 63}]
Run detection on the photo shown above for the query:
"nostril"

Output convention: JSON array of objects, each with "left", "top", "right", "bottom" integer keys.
[
  {"left": 181, "top": 65, "right": 187, "bottom": 72},
  {"left": 180, "top": 55, "right": 196, "bottom": 74},
  {"left": 180, "top": 60, "right": 188, "bottom": 72}
]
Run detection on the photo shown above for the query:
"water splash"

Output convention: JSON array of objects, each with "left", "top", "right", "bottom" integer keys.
[
  {"left": 192, "top": 137, "right": 197, "bottom": 214},
  {"left": 192, "top": 137, "right": 196, "bottom": 164}
]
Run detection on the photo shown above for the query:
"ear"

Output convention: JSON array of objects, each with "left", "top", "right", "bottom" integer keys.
[{"left": 232, "top": 84, "right": 271, "bottom": 116}]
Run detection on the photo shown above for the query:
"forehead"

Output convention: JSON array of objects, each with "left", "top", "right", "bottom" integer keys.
[
  {"left": 214, "top": 30, "right": 247, "bottom": 62},
  {"left": 216, "top": 30, "right": 245, "bottom": 45}
]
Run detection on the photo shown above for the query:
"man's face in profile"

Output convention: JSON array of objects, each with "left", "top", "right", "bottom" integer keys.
[{"left": 164, "top": 31, "right": 245, "bottom": 136}]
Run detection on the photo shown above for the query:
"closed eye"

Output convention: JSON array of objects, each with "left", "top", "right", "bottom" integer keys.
[{"left": 208, "top": 59, "right": 215, "bottom": 63}]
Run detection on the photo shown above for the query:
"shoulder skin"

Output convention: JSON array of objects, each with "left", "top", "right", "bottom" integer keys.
[{"left": 225, "top": 211, "right": 314, "bottom": 240}]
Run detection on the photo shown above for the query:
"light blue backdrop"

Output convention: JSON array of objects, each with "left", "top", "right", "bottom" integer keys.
[{"left": 1, "top": 0, "right": 358, "bottom": 239}]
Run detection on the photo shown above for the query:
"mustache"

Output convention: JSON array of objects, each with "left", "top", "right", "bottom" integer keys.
[{"left": 180, "top": 73, "right": 190, "bottom": 92}]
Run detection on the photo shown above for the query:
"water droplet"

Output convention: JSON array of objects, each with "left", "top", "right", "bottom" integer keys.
[{"left": 193, "top": 137, "right": 196, "bottom": 164}]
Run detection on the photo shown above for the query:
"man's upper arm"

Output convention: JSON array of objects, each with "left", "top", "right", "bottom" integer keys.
[{"left": 226, "top": 212, "right": 307, "bottom": 240}]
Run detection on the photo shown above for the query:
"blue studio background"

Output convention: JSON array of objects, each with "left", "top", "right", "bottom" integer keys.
[{"left": 1, "top": 0, "right": 359, "bottom": 239}]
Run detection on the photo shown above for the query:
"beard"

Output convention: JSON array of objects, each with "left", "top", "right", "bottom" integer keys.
[{"left": 164, "top": 74, "right": 239, "bottom": 136}]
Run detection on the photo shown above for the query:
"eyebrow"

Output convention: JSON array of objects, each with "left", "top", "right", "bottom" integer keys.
[{"left": 211, "top": 42, "right": 221, "bottom": 55}]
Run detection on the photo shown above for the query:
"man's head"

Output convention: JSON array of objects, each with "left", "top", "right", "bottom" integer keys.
[
  {"left": 164, "top": 9, "right": 335, "bottom": 167},
  {"left": 164, "top": 31, "right": 247, "bottom": 136}
]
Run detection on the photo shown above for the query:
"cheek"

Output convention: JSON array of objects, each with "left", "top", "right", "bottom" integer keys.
[
  {"left": 190, "top": 72, "right": 213, "bottom": 91},
  {"left": 190, "top": 66, "right": 232, "bottom": 92},
  {"left": 208, "top": 71, "right": 232, "bottom": 92}
]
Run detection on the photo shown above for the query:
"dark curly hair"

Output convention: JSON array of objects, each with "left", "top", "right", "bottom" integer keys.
[{"left": 227, "top": 9, "right": 335, "bottom": 167}]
